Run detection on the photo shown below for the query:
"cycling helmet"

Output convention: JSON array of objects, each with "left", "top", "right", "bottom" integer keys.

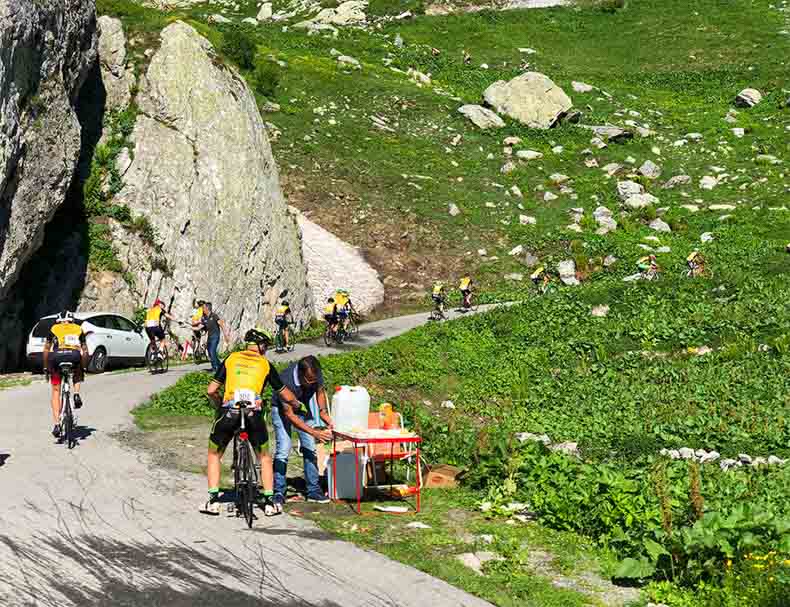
[
  {"left": 282, "top": 301, "right": 290, "bottom": 307},
  {"left": 687, "top": 251, "right": 700, "bottom": 262},
  {"left": 530, "top": 266, "right": 545, "bottom": 282},
  {"left": 154, "top": 298, "right": 164, "bottom": 308},
  {"left": 244, "top": 328, "right": 272, "bottom": 349},
  {"left": 56, "top": 310, "right": 74, "bottom": 324}
]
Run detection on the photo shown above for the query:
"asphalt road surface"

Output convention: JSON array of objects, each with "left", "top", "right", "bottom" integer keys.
[{"left": 0, "top": 307, "right": 502, "bottom": 606}]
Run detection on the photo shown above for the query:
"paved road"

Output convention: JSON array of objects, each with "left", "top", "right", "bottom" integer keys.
[{"left": 0, "top": 307, "right": 500, "bottom": 607}]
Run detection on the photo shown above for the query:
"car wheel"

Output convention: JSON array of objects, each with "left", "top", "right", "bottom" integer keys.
[{"left": 88, "top": 347, "right": 107, "bottom": 373}]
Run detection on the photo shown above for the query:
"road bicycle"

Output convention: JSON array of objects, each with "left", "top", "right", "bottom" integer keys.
[
  {"left": 231, "top": 401, "right": 260, "bottom": 529},
  {"left": 323, "top": 322, "right": 346, "bottom": 346},
  {"left": 191, "top": 330, "right": 208, "bottom": 363},
  {"left": 145, "top": 338, "right": 169, "bottom": 374},
  {"left": 57, "top": 362, "right": 77, "bottom": 449},
  {"left": 274, "top": 323, "right": 295, "bottom": 353},
  {"left": 346, "top": 309, "right": 362, "bottom": 339},
  {"left": 429, "top": 297, "right": 448, "bottom": 321},
  {"left": 457, "top": 290, "right": 478, "bottom": 313}
]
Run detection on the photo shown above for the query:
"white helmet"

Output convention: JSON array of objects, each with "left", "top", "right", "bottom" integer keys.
[{"left": 56, "top": 310, "right": 74, "bottom": 324}]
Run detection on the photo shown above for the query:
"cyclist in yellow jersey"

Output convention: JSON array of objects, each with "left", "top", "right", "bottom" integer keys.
[
  {"left": 43, "top": 311, "right": 89, "bottom": 439},
  {"left": 144, "top": 299, "right": 176, "bottom": 358},
  {"left": 431, "top": 282, "right": 447, "bottom": 316},
  {"left": 202, "top": 329, "right": 331, "bottom": 516},
  {"left": 190, "top": 299, "right": 205, "bottom": 338},
  {"left": 333, "top": 289, "right": 352, "bottom": 332},
  {"left": 274, "top": 300, "right": 293, "bottom": 350},
  {"left": 323, "top": 298, "right": 338, "bottom": 334},
  {"left": 459, "top": 275, "right": 473, "bottom": 309}
]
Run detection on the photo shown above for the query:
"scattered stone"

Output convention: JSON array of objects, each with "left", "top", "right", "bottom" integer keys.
[
  {"left": 638, "top": 160, "right": 662, "bottom": 179},
  {"left": 449, "top": 203, "right": 461, "bottom": 216},
  {"left": 678, "top": 447, "right": 695, "bottom": 460},
  {"left": 550, "top": 441, "right": 580, "bottom": 456},
  {"left": 735, "top": 88, "right": 763, "bottom": 108},
  {"left": 516, "top": 432, "right": 551, "bottom": 445},
  {"left": 543, "top": 191, "right": 558, "bottom": 202},
  {"left": 591, "top": 304, "right": 609, "bottom": 317},
  {"left": 768, "top": 455, "right": 787, "bottom": 465},
  {"left": 552, "top": 145, "right": 564, "bottom": 154},
  {"left": 456, "top": 552, "right": 503, "bottom": 575},
  {"left": 406, "top": 521, "right": 432, "bottom": 529},
  {"left": 523, "top": 252, "right": 540, "bottom": 267},
  {"left": 257, "top": 2, "right": 273, "bottom": 21},
  {"left": 649, "top": 218, "right": 671, "bottom": 233},
  {"left": 510, "top": 185, "right": 523, "bottom": 198},
  {"left": 739, "top": 453, "right": 753, "bottom": 465},
  {"left": 731, "top": 127, "right": 745, "bottom": 138},
  {"left": 601, "top": 162, "right": 621, "bottom": 176},
  {"left": 458, "top": 104, "right": 505, "bottom": 129},
  {"left": 603, "top": 255, "right": 617, "bottom": 267},
  {"left": 617, "top": 180, "right": 644, "bottom": 201},
  {"left": 700, "top": 232, "right": 714, "bottom": 243},
  {"left": 441, "top": 400, "right": 455, "bottom": 409},
  {"left": 663, "top": 175, "right": 691, "bottom": 189},
  {"left": 208, "top": 14, "right": 231, "bottom": 24},
  {"left": 681, "top": 204, "right": 700, "bottom": 212},
  {"left": 516, "top": 149, "right": 543, "bottom": 161},
  {"left": 483, "top": 72, "right": 573, "bottom": 129},
  {"left": 505, "top": 273, "right": 524, "bottom": 281},
  {"left": 519, "top": 214, "right": 536, "bottom": 225},
  {"left": 756, "top": 154, "right": 781, "bottom": 165},
  {"left": 709, "top": 204, "right": 736, "bottom": 211},
  {"left": 624, "top": 193, "right": 659, "bottom": 209},
  {"left": 261, "top": 100, "right": 281, "bottom": 113},
  {"left": 699, "top": 175, "right": 718, "bottom": 190},
  {"left": 337, "top": 55, "right": 361, "bottom": 69},
  {"left": 501, "top": 161, "right": 516, "bottom": 174},
  {"left": 549, "top": 173, "right": 569, "bottom": 184},
  {"left": 503, "top": 136, "right": 522, "bottom": 146},
  {"left": 686, "top": 132, "right": 704, "bottom": 141},
  {"left": 720, "top": 458, "right": 739, "bottom": 471},
  {"left": 581, "top": 124, "right": 633, "bottom": 143},
  {"left": 509, "top": 245, "right": 524, "bottom": 256},
  {"left": 572, "top": 80, "right": 594, "bottom": 93},
  {"left": 557, "top": 259, "right": 578, "bottom": 286}
]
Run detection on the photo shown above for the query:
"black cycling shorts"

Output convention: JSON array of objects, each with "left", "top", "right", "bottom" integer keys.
[
  {"left": 48, "top": 350, "right": 84, "bottom": 384},
  {"left": 275, "top": 318, "right": 289, "bottom": 328},
  {"left": 432, "top": 294, "right": 445, "bottom": 304},
  {"left": 208, "top": 407, "right": 268, "bottom": 454},
  {"left": 324, "top": 314, "right": 337, "bottom": 324},
  {"left": 146, "top": 326, "right": 165, "bottom": 341}
]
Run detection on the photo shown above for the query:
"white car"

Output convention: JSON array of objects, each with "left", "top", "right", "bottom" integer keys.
[{"left": 26, "top": 311, "right": 150, "bottom": 373}]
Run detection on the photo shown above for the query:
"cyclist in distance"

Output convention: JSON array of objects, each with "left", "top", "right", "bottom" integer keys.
[
  {"left": 190, "top": 298, "right": 206, "bottom": 342},
  {"left": 42, "top": 311, "right": 89, "bottom": 438},
  {"left": 202, "top": 329, "right": 332, "bottom": 516},
  {"left": 459, "top": 275, "right": 473, "bottom": 309},
  {"left": 323, "top": 297, "right": 338, "bottom": 336},
  {"left": 274, "top": 300, "right": 293, "bottom": 350},
  {"left": 431, "top": 282, "right": 447, "bottom": 316},
  {"left": 144, "top": 299, "right": 176, "bottom": 358}
]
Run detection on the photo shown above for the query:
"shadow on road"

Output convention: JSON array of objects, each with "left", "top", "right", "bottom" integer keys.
[
  {"left": 0, "top": 532, "right": 359, "bottom": 607},
  {"left": 0, "top": 453, "right": 9, "bottom": 467}
]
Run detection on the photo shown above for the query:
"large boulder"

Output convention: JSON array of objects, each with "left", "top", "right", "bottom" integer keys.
[
  {"left": 96, "top": 15, "right": 134, "bottom": 111},
  {"left": 0, "top": 0, "right": 97, "bottom": 369},
  {"left": 115, "top": 22, "right": 312, "bottom": 337},
  {"left": 291, "top": 208, "right": 384, "bottom": 316},
  {"left": 296, "top": 0, "right": 367, "bottom": 27},
  {"left": 483, "top": 72, "right": 572, "bottom": 129}
]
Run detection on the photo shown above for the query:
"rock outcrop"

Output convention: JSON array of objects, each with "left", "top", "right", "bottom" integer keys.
[
  {"left": 96, "top": 15, "right": 134, "bottom": 111},
  {"left": 291, "top": 208, "right": 384, "bottom": 317},
  {"left": 114, "top": 22, "right": 312, "bottom": 337},
  {"left": 483, "top": 72, "right": 572, "bottom": 129},
  {"left": 458, "top": 104, "right": 505, "bottom": 129},
  {"left": 0, "top": 0, "right": 97, "bottom": 300},
  {"left": 0, "top": 0, "right": 97, "bottom": 369}
]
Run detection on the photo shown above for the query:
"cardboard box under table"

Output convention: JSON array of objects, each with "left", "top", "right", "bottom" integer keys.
[{"left": 330, "top": 429, "right": 422, "bottom": 514}]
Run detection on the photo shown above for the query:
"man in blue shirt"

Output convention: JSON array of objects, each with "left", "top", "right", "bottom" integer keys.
[{"left": 271, "top": 355, "right": 333, "bottom": 512}]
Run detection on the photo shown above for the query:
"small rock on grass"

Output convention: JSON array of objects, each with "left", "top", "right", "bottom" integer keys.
[
  {"left": 735, "top": 88, "right": 763, "bottom": 108},
  {"left": 591, "top": 304, "right": 609, "bottom": 317},
  {"left": 638, "top": 160, "right": 662, "bottom": 179},
  {"left": 449, "top": 203, "right": 461, "bottom": 216},
  {"left": 406, "top": 521, "right": 431, "bottom": 529}
]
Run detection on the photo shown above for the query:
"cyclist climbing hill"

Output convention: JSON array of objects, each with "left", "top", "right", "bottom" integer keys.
[
  {"left": 145, "top": 299, "right": 176, "bottom": 359},
  {"left": 459, "top": 276, "right": 473, "bottom": 309},
  {"left": 274, "top": 300, "right": 293, "bottom": 351},
  {"left": 43, "top": 311, "right": 89, "bottom": 439}
]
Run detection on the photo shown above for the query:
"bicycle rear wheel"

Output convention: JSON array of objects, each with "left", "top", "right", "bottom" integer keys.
[
  {"left": 161, "top": 347, "right": 169, "bottom": 372},
  {"left": 275, "top": 329, "right": 284, "bottom": 352},
  {"left": 323, "top": 327, "right": 333, "bottom": 347},
  {"left": 145, "top": 344, "right": 155, "bottom": 372},
  {"left": 243, "top": 443, "right": 257, "bottom": 528},
  {"left": 62, "top": 394, "right": 74, "bottom": 449}
]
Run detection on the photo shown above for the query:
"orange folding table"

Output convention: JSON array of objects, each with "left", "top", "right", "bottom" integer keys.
[{"left": 330, "top": 429, "right": 422, "bottom": 514}]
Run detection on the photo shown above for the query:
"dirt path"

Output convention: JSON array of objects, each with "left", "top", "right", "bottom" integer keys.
[{"left": 0, "top": 307, "right": 503, "bottom": 606}]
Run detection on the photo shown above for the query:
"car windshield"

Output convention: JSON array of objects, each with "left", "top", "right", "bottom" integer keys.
[{"left": 32, "top": 317, "right": 84, "bottom": 338}]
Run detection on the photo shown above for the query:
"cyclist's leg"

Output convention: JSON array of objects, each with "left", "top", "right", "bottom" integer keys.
[
  {"left": 49, "top": 364, "right": 62, "bottom": 425},
  {"left": 283, "top": 326, "right": 289, "bottom": 348},
  {"left": 249, "top": 413, "right": 272, "bottom": 492},
  {"left": 207, "top": 407, "right": 235, "bottom": 490}
]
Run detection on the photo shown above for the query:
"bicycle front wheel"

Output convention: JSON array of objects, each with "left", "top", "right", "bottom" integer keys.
[
  {"left": 243, "top": 443, "right": 258, "bottom": 528},
  {"left": 323, "top": 327, "right": 333, "bottom": 347},
  {"left": 161, "top": 347, "right": 169, "bottom": 372}
]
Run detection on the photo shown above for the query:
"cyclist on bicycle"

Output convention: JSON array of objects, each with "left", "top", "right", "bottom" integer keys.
[
  {"left": 459, "top": 276, "right": 473, "bottom": 309},
  {"left": 274, "top": 300, "right": 293, "bottom": 350},
  {"left": 323, "top": 297, "right": 339, "bottom": 335},
  {"left": 637, "top": 254, "right": 660, "bottom": 280},
  {"left": 202, "top": 329, "right": 331, "bottom": 517},
  {"left": 332, "top": 289, "right": 352, "bottom": 333},
  {"left": 190, "top": 298, "right": 206, "bottom": 344},
  {"left": 686, "top": 251, "right": 705, "bottom": 277},
  {"left": 530, "top": 266, "right": 552, "bottom": 294},
  {"left": 42, "top": 311, "right": 88, "bottom": 438},
  {"left": 144, "top": 299, "right": 176, "bottom": 359},
  {"left": 431, "top": 282, "right": 447, "bottom": 316}
]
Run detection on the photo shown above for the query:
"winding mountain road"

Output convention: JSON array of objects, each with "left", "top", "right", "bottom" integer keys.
[{"left": 0, "top": 307, "right": 501, "bottom": 607}]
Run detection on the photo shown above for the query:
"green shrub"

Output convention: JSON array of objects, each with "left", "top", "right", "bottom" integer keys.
[
  {"left": 146, "top": 372, "right": 214, "bottom": 416},
  {"left": 221, "top": 28, "right": 256, "bottom": 70},
  {"left": 254, "top": 61, "right": 281, "bottom": 99}
]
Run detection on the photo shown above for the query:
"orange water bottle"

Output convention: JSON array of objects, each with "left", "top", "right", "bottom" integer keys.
[{"left": 379, "top": 403, "right": 394, "bottom": 429}]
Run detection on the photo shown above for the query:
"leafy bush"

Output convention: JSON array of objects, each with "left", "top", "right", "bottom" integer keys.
[
  {"left": 221, "top": 28, "right": 255, "bottom": 70},
  {"left": 146, "top": 372, "right": 214, "bottom": 416},
  {"left": 254, "top": 61, "right": 281, "bottom": 99}
]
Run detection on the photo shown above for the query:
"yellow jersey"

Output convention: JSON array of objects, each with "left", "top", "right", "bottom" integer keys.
[
  {"left": 49, "top": 322, "right": 85, "bottom": 351},
  {"left": 275, "top": 305, "right": 290, "bottom": 318},
  {"left": 432, "top": 284, "right": 444, "bottom": 296},
  {"left": 191, "top": 307, "right": 203, "bottom": 323},
  {"left": 145, "top": 306, "right": 163, "bottom": 328},
  {"left": 222, "top": 350, "right": 272, "bottom": 404},
  {"left": 459, "top": 277, "right": 471, "bottom": 291},
  {"left": 333, "top": 292, "right": 349, "bottom": 307},
  {"left": 323, "top": 303, "right": 337, "bottom": 316}
]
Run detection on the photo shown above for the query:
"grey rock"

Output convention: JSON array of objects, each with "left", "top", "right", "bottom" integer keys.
[
  {"left": 515, "top": 432, "right": 551, "bottom": 445},
  {"left": 699, "top": 175, "right": 718, "bottom": 190},
  {"left": 458, "top": 104, "right": 505, "bottom": 129},
  {"left": 519, "top": 214, "right": 536, "bottom": 225},
  {"left": 591, "top": 304, "right": 609, "bottom": 317},
  {"left": 624, "top": 193, "right": 659, "bottom": 209},
  {"left": 603, "top": 255, "right": 617, "bottom": 267},
  {"left": 97, "top": 16, "right": 134, "bottom": 111},
  {"left": 601, "top": 162, "right": 622, "bottom": 176},
  {"left": 663, "top": 175, "right": 691, "bottom": 189},
  {"left": 593, "top": 206, "right": 613, "bottom": 220},
  {"left": 571, "top": 80, "right": 594, "bottom": 93},
  {"left": 523, "top": 252, "right": 540, "bottom": 267},
  {"left": 617, "top": 180, "right": 644, "bottom": 201},
  {"left": 503, "top": 136, "right": 522, "bottom": 146},
  {"left": 596, "top": 217, "right": 617, "bottom": 234},
  {"left": 767, "top": 455, "right": 786, "bottom": 465},
  {"left": 649, "top": 218, "right": 671, "bottom": 233},
  {"left": 557, "top": 260, "right": 578, "bottom": 285},
  {"left": 638, "top": 160, "right": 662, "bottom": 179},
  {"left": 516, "top": 149, "right": 543, "bottom": 161},
  {"left": 116, "top": 147, "right": 132, "bottom": 177},
  {"left": 751, "top": 457, "right": 767, "bottom": 467},
  {"left": 700, "top": 232, "right": 714, "bottom": 243},
  {"left": 756, "top": 154, "right": 781, "bottom": 165},
  {"left": 115, "top": 22, "right": 312, "bottom": 339},
  {"left": 550, "top": 441, "right": 580, "bottom": 456},
  {"left": 738, "top": 453, "right": 753, "bottom": 465},
  {"left": 699, "top": 450, "right": 720, "bottom": 463},
  {"left": 256, "top": 2, "right": 273, "bottom": 21},
  {"left": 735, "top": 88, "right": 763, "bottom": 108},
  {"left": 0, "top": 0, "right": 98, "bottom": 366},
  {"left": 720, "top": 458, "right": 739, "bottom": 471},
  {"left": 242, "top": 17, "right": 258, "bottom": 25},
  {"left": 483, "top": 72, "right": 572, "bottom": 129},
  {"left": 449, "top": 203, "right": 461, "bottom": 216},
  {"left": 456, "top": 551, "right": 503, "bottom": 575},
  {"left": 543, "top": 191, "right": 558, "bottom": 202},
  {"left": 580, "top": 124, "right": 633, "bottom": 142},
  {"left": 208, "top": 14, "right": 232, "bottom": 24},
  {"left": 678, "top": 447, "right": 695, "bottom": 460},
  {"left": 655, "top": 246, "right": 671, "bottom": 253},
  {"left": 504, "top": 273, "right": 524, "bottom": 281},
  {"left": 509, "top": 245, "right": 524, "bottom": 256},
  {"left": 303, "top": 0, "right": 367, "bottom": 26},
  {"left": 337, "top": 55, "right": 361, "bottom": 69}
]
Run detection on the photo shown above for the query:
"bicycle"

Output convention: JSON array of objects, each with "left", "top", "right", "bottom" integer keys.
[
  {"left": 323, "top": 323, "right": 346, "bottom": 346},
  {"left": 191, "top": 331, "right": 208, "bottom": 363},
  {"left": 56, "top": 362, "right": 77, "bottom": 449},
  {"left": 231, "top": 401, "right": 260, "bottom": 529},
  {"left": 429, "top": 297, "right": 447, "bottom": 321},
  {"left": 346, "top": 310, "right": 362, "bottom": 339},
  {"left": 146, "top": 338, "right": 169, "bottom": 374},
  {"left": 457, "top": 291, "right": 478, "bottom": 313},
  {"left": 274, "top": 323, "right": 295, "bottom": 353}
]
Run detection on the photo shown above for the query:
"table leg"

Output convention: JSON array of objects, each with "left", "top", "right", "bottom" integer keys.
[
  {"left": 332, "top": 435, "right": 337, "bottom": 501},
  {"left": 353, "top": 442, "right": 361, "bottom": 514},
  {"left": 416, "top": 446, "right": 421, "bottom": 513}
]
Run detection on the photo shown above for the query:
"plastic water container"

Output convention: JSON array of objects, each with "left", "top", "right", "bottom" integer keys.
[{"left": 332, "top": 386, "right": 370, "bottom": 432}]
